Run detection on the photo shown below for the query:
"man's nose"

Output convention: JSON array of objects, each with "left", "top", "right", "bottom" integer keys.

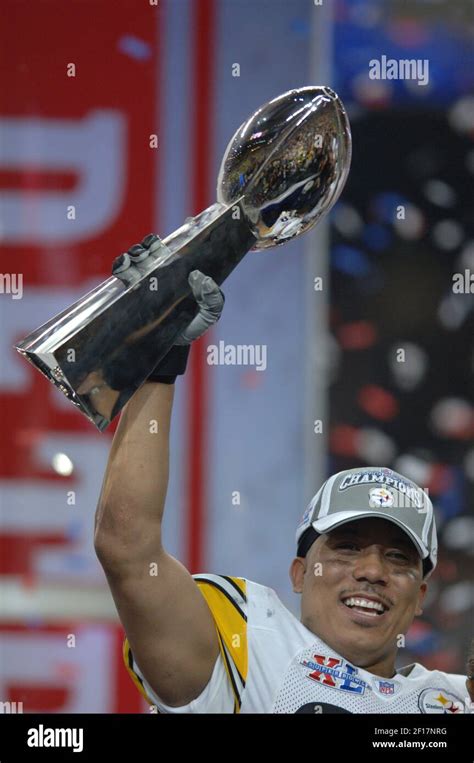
[{"left": 352, "top": 546, "right": 389, "bottom": 584}]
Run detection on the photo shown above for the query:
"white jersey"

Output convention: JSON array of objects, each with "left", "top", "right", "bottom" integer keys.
[{"left": 123, "top": 573, "right": 471, "bottom": 714}]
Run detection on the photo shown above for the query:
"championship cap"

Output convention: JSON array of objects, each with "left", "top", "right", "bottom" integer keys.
[{"left": 295, "top": 467, "right": 438, "bottom": 578}]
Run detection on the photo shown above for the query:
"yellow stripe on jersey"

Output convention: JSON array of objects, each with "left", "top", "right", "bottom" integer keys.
[
  {"left": 194, "top": 575, "right": 248, "bottom": 712},
  {"left": 122, "top": 574, "right": 248, "bottom": 714},
  {"left": 123, "top": 636, "right": 159, "bottom": 710},
  {"left": 216, "top": 629, "right": 241, "bottom": 714}
]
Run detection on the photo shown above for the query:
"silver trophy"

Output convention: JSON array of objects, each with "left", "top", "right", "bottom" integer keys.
[{"left": 14, "top": 86, "right": 352, "bottom": 432}]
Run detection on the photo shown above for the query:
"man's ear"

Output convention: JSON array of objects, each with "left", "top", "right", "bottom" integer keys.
[
  {"left": 290, "top": 557, "right": 306, "bottom": 594},
  {"left": 414, "top": 581, "right": 428, "bottom": 617}
]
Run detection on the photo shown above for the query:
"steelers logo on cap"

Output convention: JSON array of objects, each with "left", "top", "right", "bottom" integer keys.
[{"left": 369, "top": 487, "right": 394, "bottom": 508}]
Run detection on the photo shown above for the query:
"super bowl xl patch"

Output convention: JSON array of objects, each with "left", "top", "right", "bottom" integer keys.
[{"left": 300, "top": 654, "right": 367, "bottom": 694}]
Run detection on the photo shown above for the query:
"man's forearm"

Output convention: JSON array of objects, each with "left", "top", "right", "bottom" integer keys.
[{"left": 94, "top": 381, "right": 174, "bottom": 564}]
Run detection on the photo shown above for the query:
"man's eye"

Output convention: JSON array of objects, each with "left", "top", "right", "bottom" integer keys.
[
  {"left": 336, "top": 542, "right": 358, "bottom": 551},
  {"left": 388, "top": 551, "right": 410, "bottom": 562}
]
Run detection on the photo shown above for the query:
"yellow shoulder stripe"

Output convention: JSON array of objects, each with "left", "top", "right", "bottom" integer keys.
[
  {"left": 123, "top": 575, "right": 248, "bottom": 713},
  {"left": 195, "top": 576, "right": 248, "bottom": 685},
  {"left": 123, "top": 636, "right": 155, "bottom": 707}
]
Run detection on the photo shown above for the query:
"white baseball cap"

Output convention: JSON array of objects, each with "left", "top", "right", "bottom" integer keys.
[{"left": 296, "top": 466, "right": 438, "bottom": 578}]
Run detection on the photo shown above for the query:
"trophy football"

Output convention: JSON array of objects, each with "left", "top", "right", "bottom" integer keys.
[{"left": 14, "top": 86, "right": 352, "bottom": 432}]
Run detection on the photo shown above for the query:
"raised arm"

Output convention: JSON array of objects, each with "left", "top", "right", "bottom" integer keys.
[{"left": 94, "top": 239, "right": 224, "bottom": 707}]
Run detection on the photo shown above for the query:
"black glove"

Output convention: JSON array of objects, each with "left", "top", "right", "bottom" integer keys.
[{"left": 112, "top": 234, "right": 225, "bottom": 383}]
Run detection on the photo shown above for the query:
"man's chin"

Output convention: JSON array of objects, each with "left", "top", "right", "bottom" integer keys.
[
  {"left": 328, "top": 634, "right": 392, "bottom": 673},
  {"left": 305, "top": 615, "right": 390, "bottom": 661}
]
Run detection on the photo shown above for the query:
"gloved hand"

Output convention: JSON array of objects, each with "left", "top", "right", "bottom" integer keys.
[{"left": 112, "top": 234, "right": 225, "bottom": 383}]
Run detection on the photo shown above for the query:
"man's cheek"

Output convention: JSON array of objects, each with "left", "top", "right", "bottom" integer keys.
[{"left": 310, "top": 569, "right": 340, "bottom": 609}]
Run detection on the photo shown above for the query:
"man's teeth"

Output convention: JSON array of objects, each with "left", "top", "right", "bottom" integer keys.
[{"left": 343, "top": 597, "right": 385, "bottom": 614}]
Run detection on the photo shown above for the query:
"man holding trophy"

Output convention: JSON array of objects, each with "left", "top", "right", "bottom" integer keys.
[
  {"left": 95, "top": 241, "right": 473, "bottom": 714},
  {"left": 16, "top": 87, "right": 473, "bottom": 713}
]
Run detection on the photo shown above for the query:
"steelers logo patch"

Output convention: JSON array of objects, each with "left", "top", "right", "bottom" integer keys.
[
  {"left": 369, "top": 487, "right": 394, "bottom": 508},
  {"left": 418, "top": 688, "right": 465, "bottom": 714}
]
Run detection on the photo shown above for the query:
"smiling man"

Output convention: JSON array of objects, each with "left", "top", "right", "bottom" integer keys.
[
  {"left": 115, "top": 464, "right": 470, "bottom": 714},
  {"left": 95, "top": 242, "right": 472, "bottom": 714},
  {"left": 291, "top": 470, "right": 434, "bottom": 686},
  {"left": 293, "top": 518, "right": 426, "bottom": 681}
]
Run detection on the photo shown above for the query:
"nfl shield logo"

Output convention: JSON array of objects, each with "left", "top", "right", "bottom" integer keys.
[{"left": 378, "top": 681, "right": 395, "bottom": 695}]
